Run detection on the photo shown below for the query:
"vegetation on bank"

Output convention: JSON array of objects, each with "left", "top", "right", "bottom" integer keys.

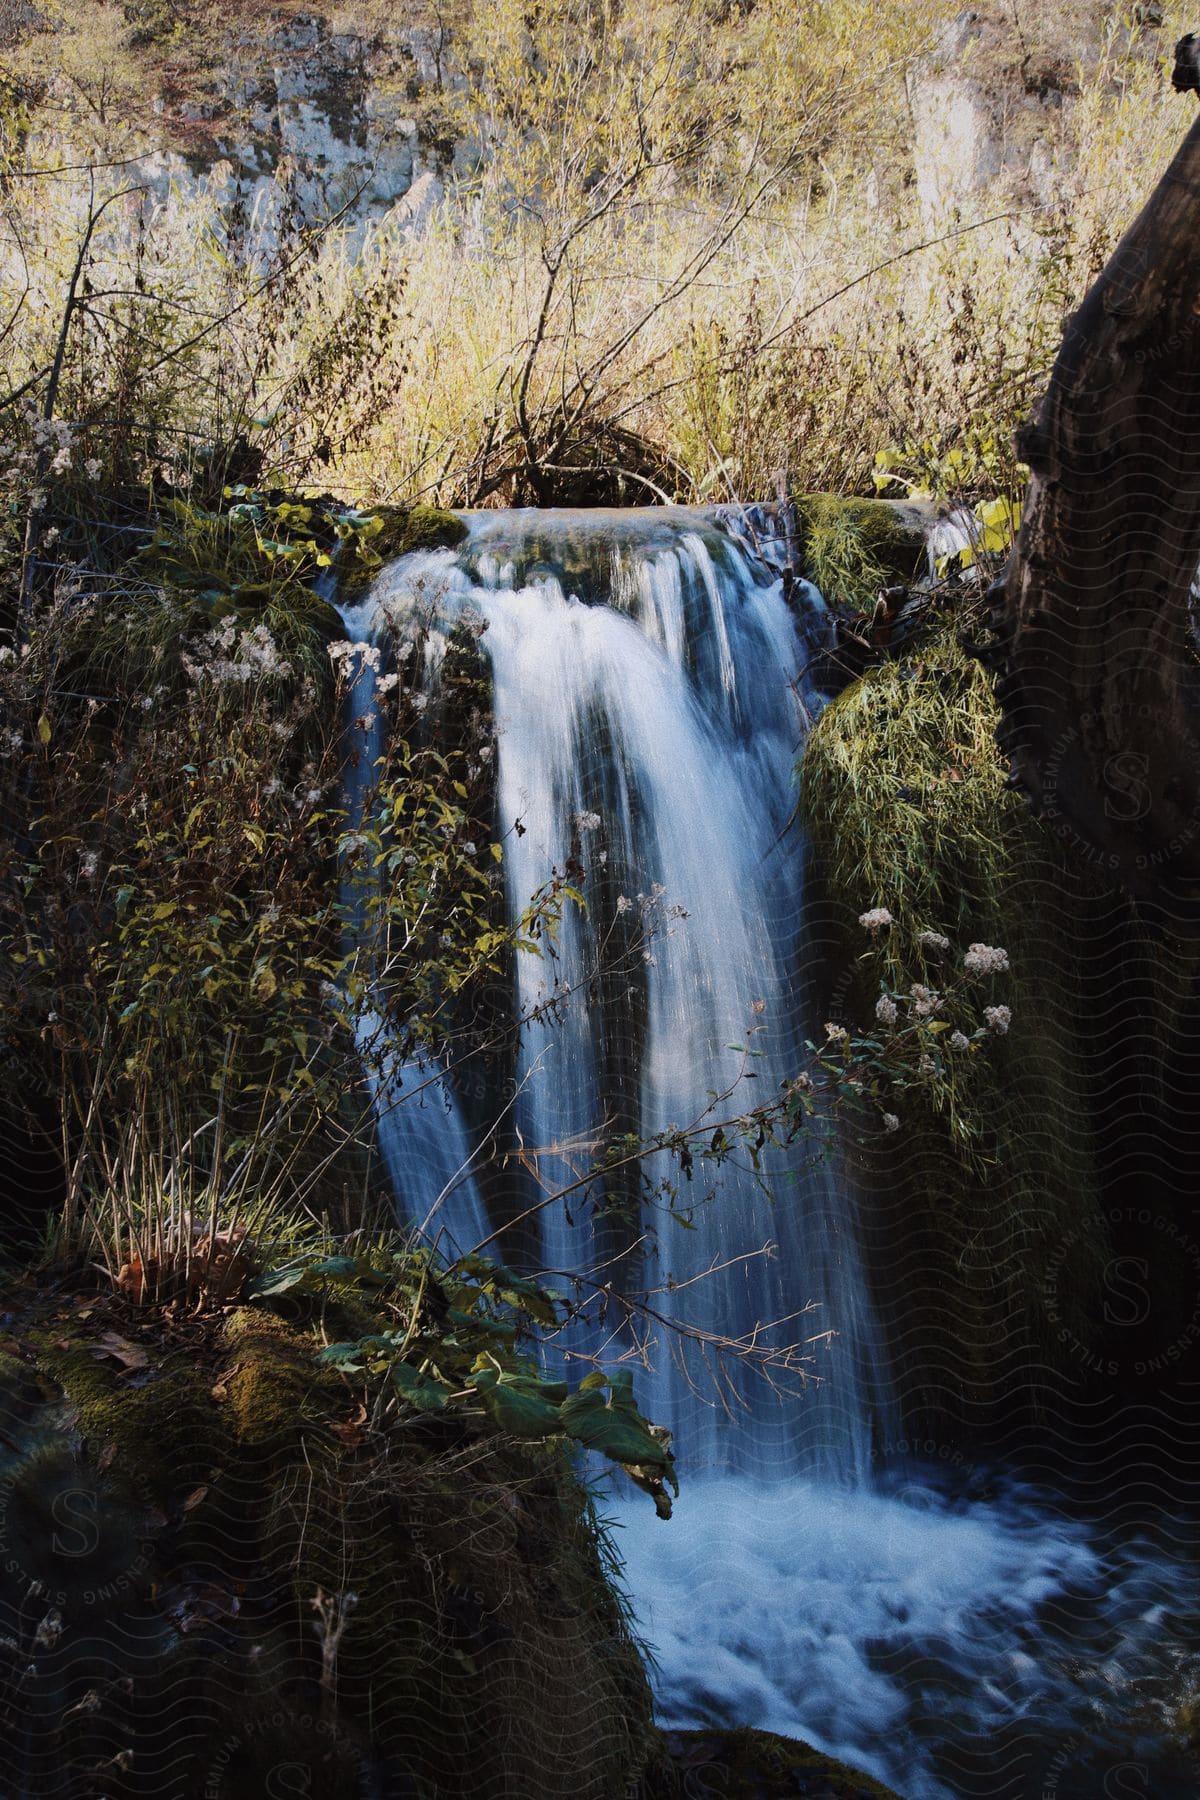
[{"left": 0, "top": 1, "right": 1193, "bottom": 517}]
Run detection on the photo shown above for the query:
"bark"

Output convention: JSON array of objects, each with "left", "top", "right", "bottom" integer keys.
[{"left": 991, "top": 83, "right": 1200, "bottom": 923}]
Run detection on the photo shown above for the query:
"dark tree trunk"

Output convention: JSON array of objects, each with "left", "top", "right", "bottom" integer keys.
[{"left": 991, "top": 84, "right": 1200, "bottom": 925}]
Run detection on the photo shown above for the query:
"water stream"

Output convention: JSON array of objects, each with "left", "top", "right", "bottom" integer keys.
[{"left": 341, "top": 508, "right": 1199, "bottom": 1800}]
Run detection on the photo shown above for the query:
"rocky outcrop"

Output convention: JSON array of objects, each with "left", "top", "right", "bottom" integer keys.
[
  {"left": 904, "top": 6, "right": 1107, "bottom": 219},
  {"left": 21, "top": 10, "right": 469, "bottom": 238}
]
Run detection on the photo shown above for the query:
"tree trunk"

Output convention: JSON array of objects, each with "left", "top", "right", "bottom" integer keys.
[{"left": 991, "top": 91, "right": 1200, "bottom": 924}]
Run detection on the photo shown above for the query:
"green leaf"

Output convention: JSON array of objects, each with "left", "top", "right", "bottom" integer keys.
[
  {"left": 559, "top": 1370, "right": 672, "bottom": 1470},
  {"left": 248, "top": 1260, "right": 312, "bottom": 1297},
  {"left": 392, "top": 1360, "right": 453, "bottom": 1412},
  {"left": 471, "top": 1366, "right": 567, "bottom": 1439},
  {"left": 314, "top": 1341, "right": 367, "bottom": 1371}
]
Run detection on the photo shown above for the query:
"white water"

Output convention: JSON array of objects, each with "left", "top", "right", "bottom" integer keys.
[
  {"left": 336, "top": 594, "right": 492, "bottom": 1257},
  {"left": 347, "top": 510, "right": 1200, "bottom": 1800}
]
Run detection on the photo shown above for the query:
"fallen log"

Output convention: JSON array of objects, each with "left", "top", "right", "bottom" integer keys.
[{"left": 991, "top": 37, "right": 1200, "bottom": 922}]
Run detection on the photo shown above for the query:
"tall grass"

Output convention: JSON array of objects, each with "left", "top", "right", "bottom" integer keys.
[{"left": 2, "top": 1, "right": 1188, "bottom": 519}]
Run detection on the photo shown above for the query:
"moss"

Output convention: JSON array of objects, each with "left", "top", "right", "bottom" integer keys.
[
  {"left": 795, "top": 495, "right": 926, "bottom": 610},
  {"left": 336, "top": 502, "right": 467, "bottom": 600},
  {"left": 29, "top": 1324, "right": 227, "bottom": 1500},
  {"left": 221, "top": 1306, "right": 344, "bottom": 1460}
]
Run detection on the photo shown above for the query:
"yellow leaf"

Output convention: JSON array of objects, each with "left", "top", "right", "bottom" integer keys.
[{"left": 37, "top": 714, "right": 51, "bottom": 746}]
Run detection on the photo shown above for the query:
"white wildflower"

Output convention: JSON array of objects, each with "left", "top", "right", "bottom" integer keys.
[
  {"left": 260, "top": 902, "right": 281, "bottom": 926},
  {"left": 910, "top": 983, "right": 941, "bottom": 1018},
  {"left": 463, "top": 841, "right": 477, "bottom": 857},
  {"left": 616, "top": 895, "right": 632, "bottom": 915},
  {"left": 304, "top": 788, "right": 322, "bottom": 804},
  {"left": 479, "top": 745, "right": 493, "bottom": 761},
  {"left": 42, "top": 526, "right": 59, "bottom": 547},
  {"left": 79, "top": 851, "right": 98, "bottom": 880},
  {"left": 376, "top": 672, "right": 400, "bottom": 696},
  {"left": 919, "top": 930, "right": 950, "bottom": 952},
  {"left": 963, "top": 942, "right": 1010, "bottom": 976},
  {"left": 270, "top": 720, "right": 290, "bottom": 739},
  {"left": 575, "top": 810, "right": 602, "bottom": 832},
  {"left": 825, "top": 1023, "right": 849, "bottom": 1043},
  {"left": 84, "top": 458, "right": 101, "bottom": 480},
  {"left": 355, "top": 713, "right": 377, "bottom": 731},
  {"left": 859, "top": 907, "right": 893, "bottom": 931},
  {"left": 786, "top": 1071, "right": 813, "bottom": 1093},
  {"left": 875, "top": 995, "right": 899, "bottom": 1026},
  {"left": 949, "top": 1030, "right": 971, "bottom": 1050},
  {"left": 50, "top": 447, "right": 71, "bottom": 475},
  {"left": 0, "top": 646, "right": 14, "bottom": 664},
  {"left": 983, "top": 1005, "right": 1012, "bottom": 1035},
  {"left": 918, "top": 1054, "right": 937, "bottom": 1076},
  {"left": 881, "top": 1112, "right": 900, "bottom": 1133}
]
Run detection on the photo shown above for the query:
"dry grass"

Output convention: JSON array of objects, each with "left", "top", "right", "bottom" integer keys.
[{"left": 0, "top": 2, "right": 1191, "bottom": 514}]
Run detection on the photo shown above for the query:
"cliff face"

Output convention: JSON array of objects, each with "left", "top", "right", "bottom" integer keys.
[
  {"left": 4, "top": 5, "right": 470, "bottom": 237},
  {"left": 1, "top": 2, "right": 1176, "bottom": 238}
]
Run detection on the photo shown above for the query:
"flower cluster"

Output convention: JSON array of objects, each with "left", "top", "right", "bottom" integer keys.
[
  {"left": 963, "top": 942, "right": 1009, "bottom": 976},
  {"left": 858, "top": 907, "right": 893, "bottom": 931},
  {"left": 328, "top": 639, "right": 381, "bottom": 673},
  {"left": 182, "top": 620, "right": 292, "bottom": 686}
]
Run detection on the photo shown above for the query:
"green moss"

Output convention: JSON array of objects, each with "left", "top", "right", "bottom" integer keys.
[
  {"left": 796, "top": 495, "right": 925, "bottom": 610},
  {"left": 221, "top": 1306, "right": 344, "bottom": 1459},
  {"left": 30, "top": 1325, "right": 226, "bottom": 1499},
  {"left": 337, "top": 502, "right": 468, "bottom": 600}
]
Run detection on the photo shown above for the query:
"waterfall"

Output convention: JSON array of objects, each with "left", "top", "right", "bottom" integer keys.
[
  {"left": 343, "top": 510, "right": 1200, "bottom": 1800},
  {"left": 336, "top": 590, "right": 492, "bottom": 1260},
  {"left": 354, "top": 508, "right": 889, "bottom": 1479}
]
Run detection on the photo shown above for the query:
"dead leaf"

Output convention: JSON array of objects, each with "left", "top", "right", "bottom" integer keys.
[
  {"left": 210, "top": 1363, "right": 243, "bottom": 1402},
  {"left": 329, "top": 1402, "right": 369, "bottom": 1448},
  {"left": 96, "top": 1441, "right": 117, "bottom": 1472},
  {"left": 86, "top": 1332, "right": 150, "bottom": 1373},
  {"left": 180, "top": 1486, "right": 208, "bottom": 1513}
]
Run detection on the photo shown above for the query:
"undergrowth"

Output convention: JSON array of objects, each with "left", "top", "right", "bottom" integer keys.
[{"left": 800, "top": 605, "right": 1109, "bottom": 1409}]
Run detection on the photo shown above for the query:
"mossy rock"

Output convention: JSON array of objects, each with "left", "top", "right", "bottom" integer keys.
[
  {"left": 368, "top": 502, "right": 468, "bottom": 559},
  {"left": 0, "top": 1292, "right": 656, "bottom": 1798},
  {"left": 794, "top": 495, "right": 926, "bottom": 610},
  {"left": 221, "top": 1305, "right": 345, "bottom": 1460},
  {"left": 337, "top": 502, "right": 468, "bottom": 600},
  {"left": 653, "top": 1727, "right": 902, "bottom": 1799},
  {"left": 28, "top": 1323, "right": 226, "bottom": 1501}
]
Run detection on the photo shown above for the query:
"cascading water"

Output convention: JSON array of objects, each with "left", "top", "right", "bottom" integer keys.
[{"left": 343, "top": 510, "right": 1200, "bottom": 1800}]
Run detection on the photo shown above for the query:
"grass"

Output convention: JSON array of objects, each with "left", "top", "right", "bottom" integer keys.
[{"left": 800, "top": 610, "right": 1109, "bottom": 1407}]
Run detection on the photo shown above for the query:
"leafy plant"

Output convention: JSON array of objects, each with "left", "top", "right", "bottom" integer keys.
[{"left": 250, "top": 1243, "right": 680, "bottom": 1515}]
